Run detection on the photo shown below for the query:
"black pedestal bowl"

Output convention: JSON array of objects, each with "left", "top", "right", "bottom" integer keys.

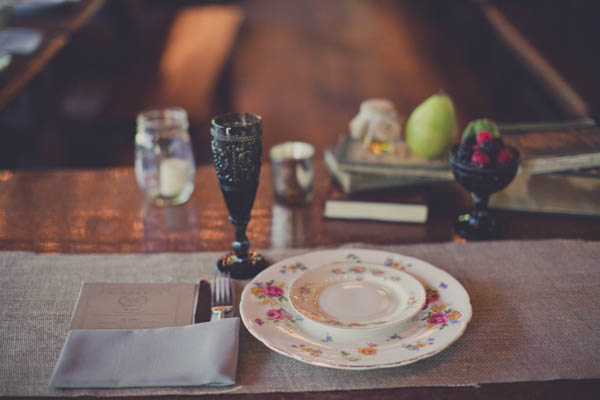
[{"left": 449, "top": 143, "right": 520, "bottom": 240}]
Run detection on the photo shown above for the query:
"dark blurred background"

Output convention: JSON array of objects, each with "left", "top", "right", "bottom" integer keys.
[{"left": 1, "top": 0, "right": 598, "bottom": 169}]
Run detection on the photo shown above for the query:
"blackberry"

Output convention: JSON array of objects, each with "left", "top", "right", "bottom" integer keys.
[
  {"left": 463, "top": 134, "right": 476, "bottom": 147},
  {"left": 490, "top": 138, "right": 505, "bottom": 165},
  {"left": 479, "top": 140, "right": 494, "bottom": 156},
  {"left": 456, "top": 144, "right": 473, "bottom": 163}
]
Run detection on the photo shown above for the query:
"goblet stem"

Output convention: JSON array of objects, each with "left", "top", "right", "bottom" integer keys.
[
  {"left": 232, "top": 222, "right": 250, "bottom": 260},
  {"left": 471, "top": 193, "right": 490, "bottom": 220},
  {"left": 455, "top": 191, "right": 497, "bottom": 240}
]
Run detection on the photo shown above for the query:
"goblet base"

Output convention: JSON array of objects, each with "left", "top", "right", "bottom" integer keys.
[
  {"left": 217, "top": 250, "right": 269, "bottom": 279},
  {"left": 453, "top": 212, "right": 501, "bottom": 241}
]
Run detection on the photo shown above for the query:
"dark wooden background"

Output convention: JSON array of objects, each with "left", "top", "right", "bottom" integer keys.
[{"left": 1, "top": 0, "right": 599, "bottom": 169}]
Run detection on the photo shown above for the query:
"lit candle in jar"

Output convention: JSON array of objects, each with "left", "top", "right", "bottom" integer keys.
[{"left": 159, "top": 158, "right": 189, "bottom": 197}]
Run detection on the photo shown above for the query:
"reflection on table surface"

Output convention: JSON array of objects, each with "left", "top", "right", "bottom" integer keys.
[{"left": 0, "top": 161, "right": 598, "bottom": 255}]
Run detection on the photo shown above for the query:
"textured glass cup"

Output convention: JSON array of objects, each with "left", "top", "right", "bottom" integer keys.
[
  {"left": 210, "top": 112, "right": 269, "bottom": 279},
  {"left": 135, "top": 108, "right": 196, "bottom": 206}
]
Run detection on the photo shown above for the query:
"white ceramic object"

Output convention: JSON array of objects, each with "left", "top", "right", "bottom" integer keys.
[
  {"left": 239, "top": 249, "right": 472, "bottom": 370},
  {"left": 289, "top": 262, "right": 425, "bottom": 331},
  {"left": 349, "top": 99, "right": 402, "bottom": 145}
]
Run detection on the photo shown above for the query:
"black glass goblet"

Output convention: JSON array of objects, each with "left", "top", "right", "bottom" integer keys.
[
  {"left": 210, "top": 113, "right": 269, "bottom": 279},
  {"left": 449, "top": 144, "right": 520, "bottom": 240}
]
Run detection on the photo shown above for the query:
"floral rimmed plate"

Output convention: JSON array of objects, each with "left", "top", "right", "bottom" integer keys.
[
  {"left": 289, "top": 262, "right": 426, "bottom": 330},
  {"left": 239, "top": 249, "right": 472, "bottom": 370}
]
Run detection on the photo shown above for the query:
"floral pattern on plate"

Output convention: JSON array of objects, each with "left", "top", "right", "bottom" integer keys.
[
  {"left": 422, "top": 303, "right": 462, "bottom": 330},
  {"left": 279, "top": 262, "right": 308, "bottom": 274},
  {"left": 250, "top": 280, "right": 288, "bottom": 306},
  {"left": 240, "top": 249, "right": 472, "bottom": 370}
]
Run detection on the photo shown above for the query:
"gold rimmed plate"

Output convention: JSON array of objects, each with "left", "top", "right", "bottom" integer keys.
[{"left": 239, "top": 249, "right": 472, "bottom": 370}]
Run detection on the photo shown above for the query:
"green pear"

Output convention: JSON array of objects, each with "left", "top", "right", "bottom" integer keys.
[{"left": 405, "top": 92, "right": 458, "bottom": 159}]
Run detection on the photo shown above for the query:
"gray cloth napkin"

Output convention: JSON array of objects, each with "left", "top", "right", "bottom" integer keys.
[{"left": 49, "top": 318, "right": 239, "bottom": 388}]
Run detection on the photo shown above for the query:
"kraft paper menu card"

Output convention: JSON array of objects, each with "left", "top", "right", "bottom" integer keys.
[{"left": 70, "top": 283, "right": 195, "bottom": 330}]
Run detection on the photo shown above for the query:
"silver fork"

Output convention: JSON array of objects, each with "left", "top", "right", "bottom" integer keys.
[{"left": 211, "top": 270, "right": 234, "bottom": 320}]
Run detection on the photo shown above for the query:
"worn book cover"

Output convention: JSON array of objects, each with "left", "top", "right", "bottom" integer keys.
[
  {"left": 501, "top": 127, "right": 600, "bottom": 174},
  {"left": 490, "top": 174, "right": 600, "bottom": 216},
  {"left": 335, "top": 137, "right": 453, "bottom": 179},
  {"left": 324, "top": 182, "right": 429, "bottom": 223},
  {"left": 324, "top": 148, "right": 449, "bottom": 194}
]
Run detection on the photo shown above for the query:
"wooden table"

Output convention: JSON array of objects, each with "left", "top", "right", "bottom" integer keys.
[{"left": 0, "top": 162, "right": 599, "bottom": 399}]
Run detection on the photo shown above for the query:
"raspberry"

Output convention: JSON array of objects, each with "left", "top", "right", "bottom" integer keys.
[
  {"left": 471, "top": 150, "right": 490, "bottom": 166},
  {"left": 476, "top": 130, "right": 493, "bottom": 144},
  {"left": 496, "top": 148, "right": 514, "bottom": 164}
]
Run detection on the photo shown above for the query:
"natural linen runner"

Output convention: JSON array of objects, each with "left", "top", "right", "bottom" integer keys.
[{"left": 1, "top": 240, "right": 599, "bottom": 397}]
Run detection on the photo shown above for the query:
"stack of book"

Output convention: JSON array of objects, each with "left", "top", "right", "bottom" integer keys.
[
  {"left": 325, "top": 123, "right": 600, "bottom": 195},
  {"left": 489, "top": 122, "right": 600, "bottom": 215},
  {"left": 324, "top": 137, "right": 453, "bottom": 194}
]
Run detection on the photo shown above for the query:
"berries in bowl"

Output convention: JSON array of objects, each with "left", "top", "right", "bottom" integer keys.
[{"left": 449, "top": 119, "right": 520, "bottom": 240}]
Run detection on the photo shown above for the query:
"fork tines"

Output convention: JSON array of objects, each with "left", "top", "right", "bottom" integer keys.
[{"left": 212, "top": 270, "right": 234, "bottom": 319}]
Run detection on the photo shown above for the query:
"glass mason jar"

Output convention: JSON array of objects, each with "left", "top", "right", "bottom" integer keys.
[{"left": 135, "top": 107, "right": 196, "bottom": 206}]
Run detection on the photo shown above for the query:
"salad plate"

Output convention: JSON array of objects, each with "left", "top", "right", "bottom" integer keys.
[
  {"left": 239, "top": 249, "right": 472, "bottom": 370},
  {"left": 289, "top": 262, "right": 425, "bottom": 331}
]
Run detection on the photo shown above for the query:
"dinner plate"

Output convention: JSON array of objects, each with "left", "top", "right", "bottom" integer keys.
[
  {"left": 289, "top": 262, "right": 426, "bottom": 331},
  {"left": 239, "top": 249, "right": 472, "bottom": 370}
]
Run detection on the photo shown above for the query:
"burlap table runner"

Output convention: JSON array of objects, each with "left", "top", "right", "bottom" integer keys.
[{"left": 1, "top": 240, "right": 599, "bottom": 397}]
